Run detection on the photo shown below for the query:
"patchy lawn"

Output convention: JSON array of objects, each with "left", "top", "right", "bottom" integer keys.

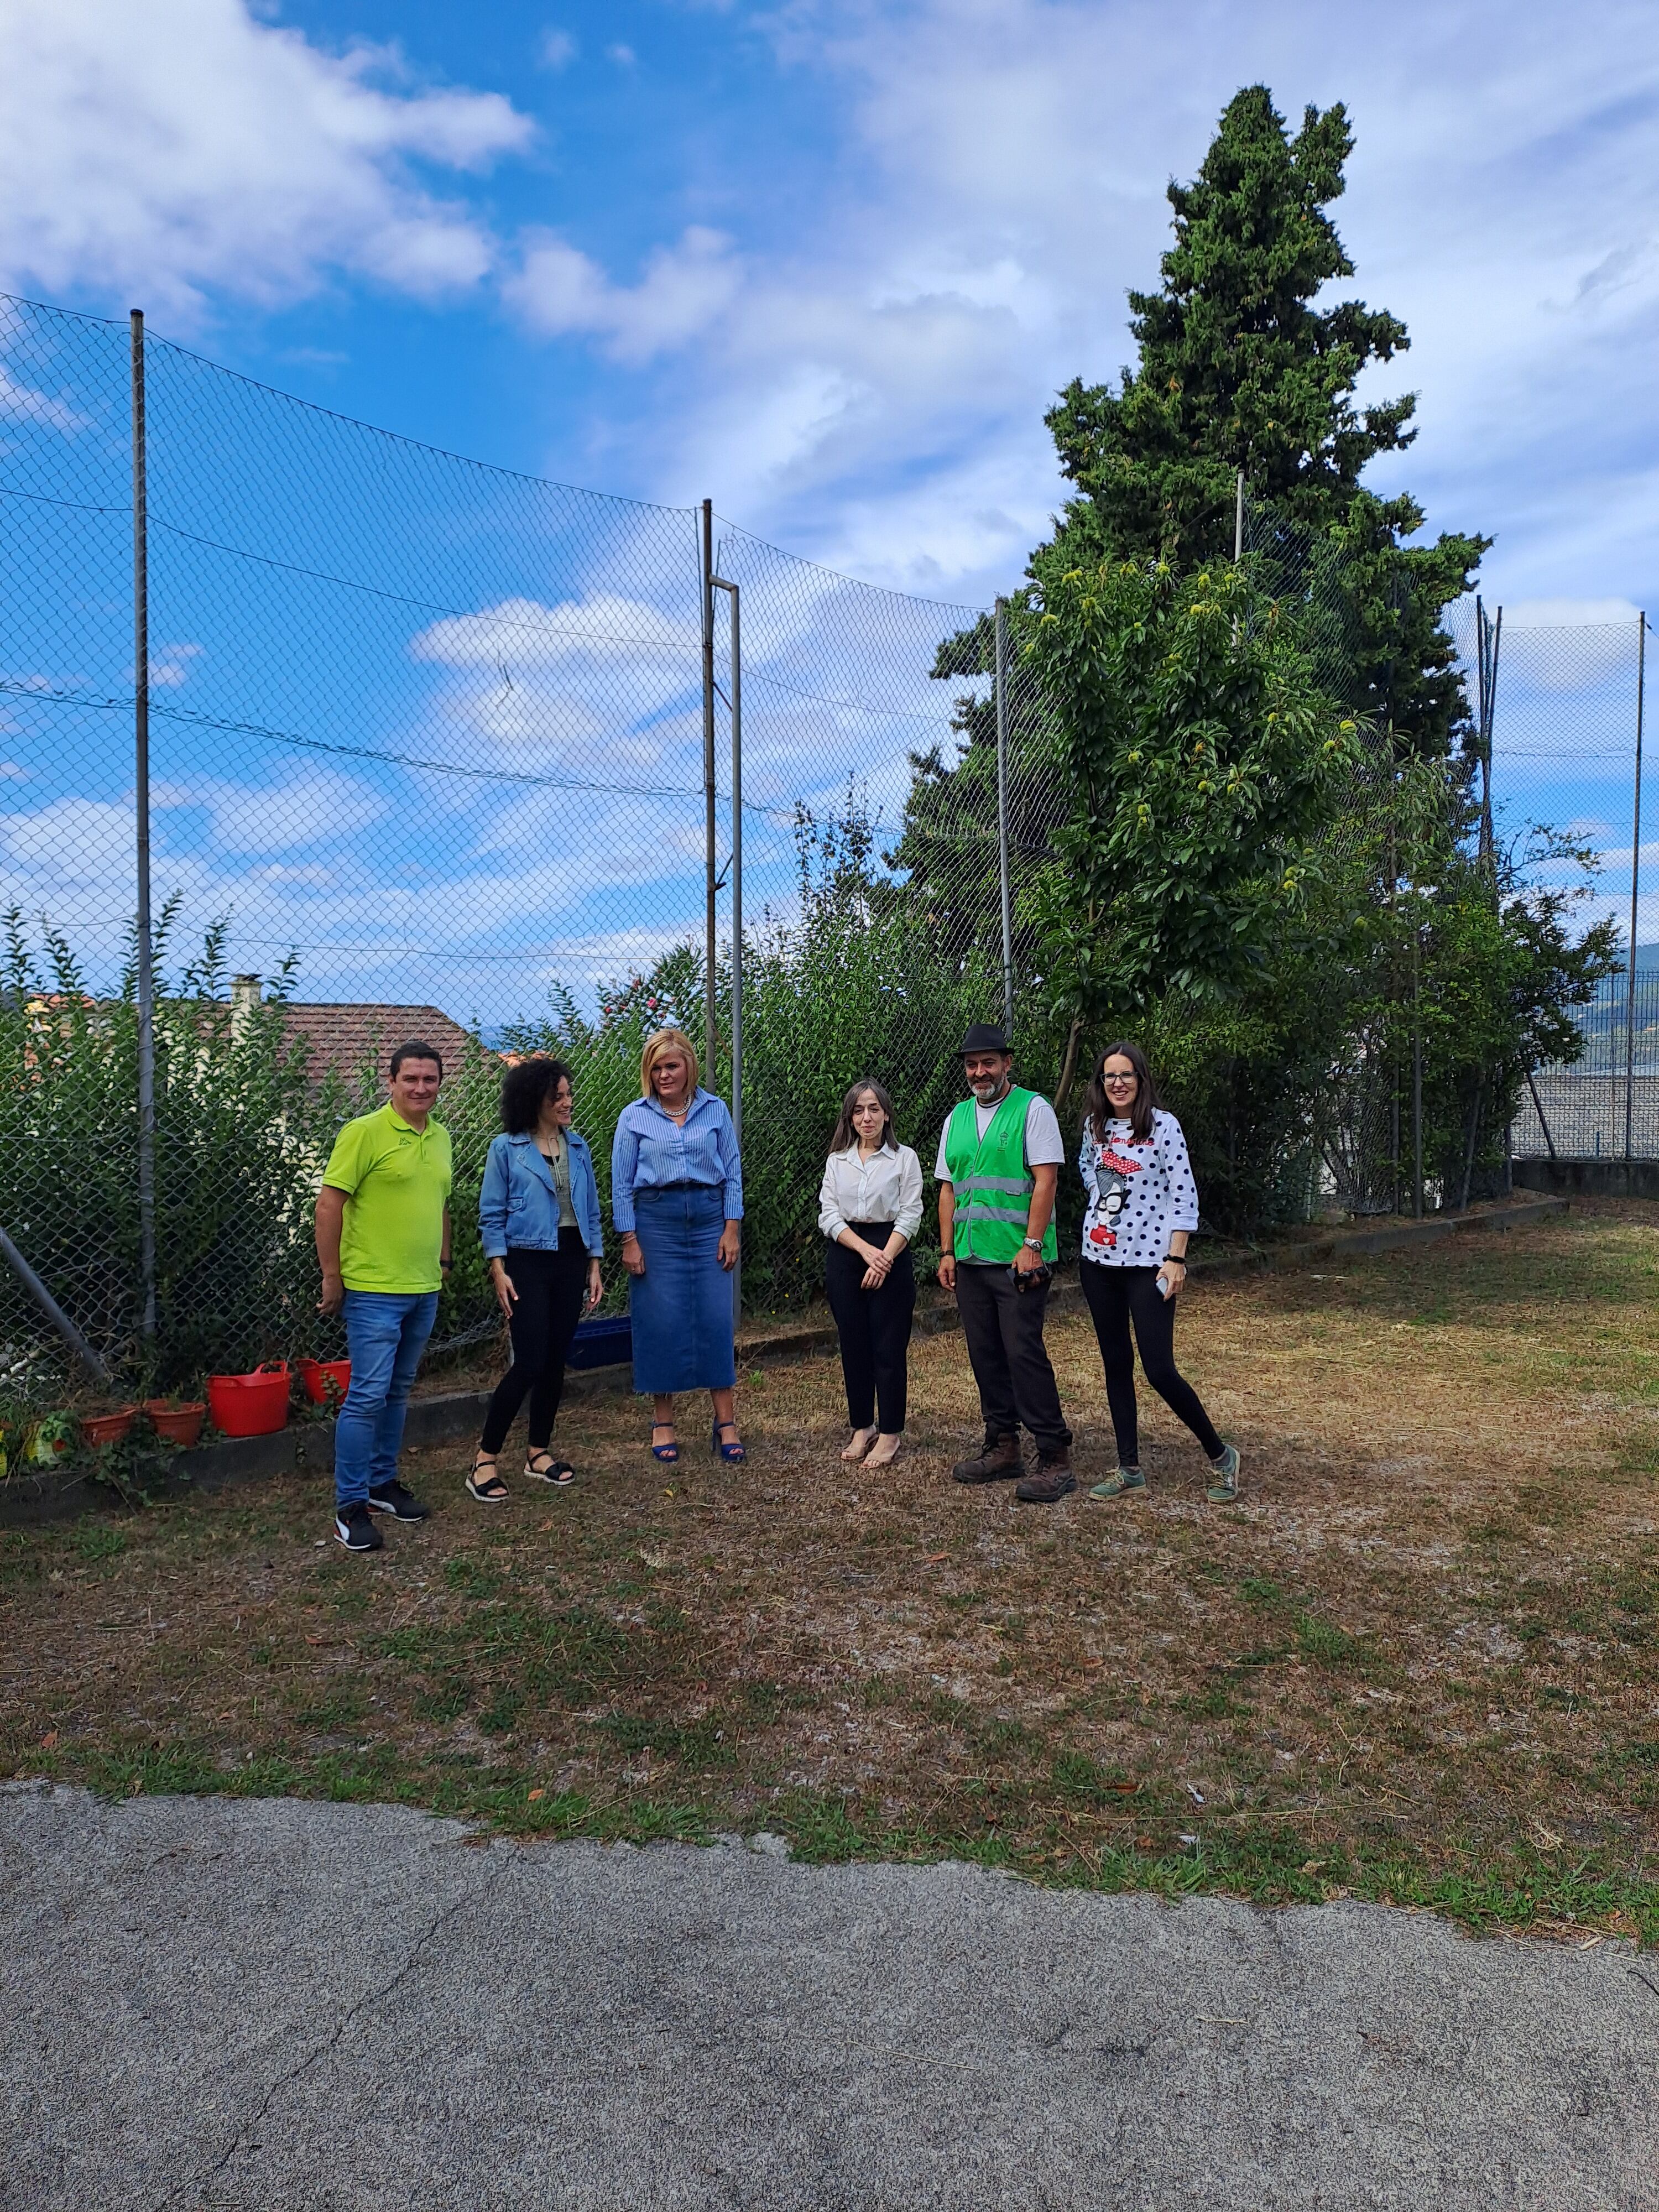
[{"left": 6, "top": 1203, "right": 1657, "bottom": 1942}]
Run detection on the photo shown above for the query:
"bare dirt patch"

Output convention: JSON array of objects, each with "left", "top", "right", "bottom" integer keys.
[{"left": 6, "top": 1208, "right": 1656, "bottom": 1937}]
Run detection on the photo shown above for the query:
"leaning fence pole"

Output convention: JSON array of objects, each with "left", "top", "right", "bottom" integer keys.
[
  {"left": 712, "top": 573, "right": 743, "bottom": 1326},
  {"left": 130, "top": 310, "right": 158, "bottom": 1352},
  {"left": 700, "top": 499, "right": 718, "bottom": 1086},
  {"left": 1626, "top": 612, "right": 1647, "bottom": 1164},
  {"left": 994, "top": 596, "right": 1014, "bottom": 1036},
  {"left": 0, "top": 1225, "right": 112, "bottom": 1389}
]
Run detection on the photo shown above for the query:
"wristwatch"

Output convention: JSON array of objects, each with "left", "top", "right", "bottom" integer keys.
[{"left": 1022, "top": 1237, "right": 1045, "bottom": 1253}]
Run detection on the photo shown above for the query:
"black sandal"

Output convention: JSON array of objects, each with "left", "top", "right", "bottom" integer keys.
[
  {"left": 466, "top": 1451, "right": 509, "bottom": 1504},
  {"left": 525, "top": 1450, "right": 575, "bottom": 1486}
]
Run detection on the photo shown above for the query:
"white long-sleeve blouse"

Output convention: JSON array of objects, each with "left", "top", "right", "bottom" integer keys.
[{"left": 817, "top": 1141, "right": 925, "bottom": 1243}]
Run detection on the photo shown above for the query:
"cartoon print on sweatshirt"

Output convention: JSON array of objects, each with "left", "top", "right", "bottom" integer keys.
[{"left": 1087, "top": 1139, "right": 1146, "bottom": 1251}]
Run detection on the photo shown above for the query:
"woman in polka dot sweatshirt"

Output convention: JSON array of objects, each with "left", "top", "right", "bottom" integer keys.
[{"left": 1076, "top": 1041, "right": 1240, "bottom": 1504}]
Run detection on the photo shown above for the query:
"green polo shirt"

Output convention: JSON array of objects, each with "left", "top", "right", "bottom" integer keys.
[{"left": 322, "top": 1103, "right": 453, "bottom": 1294}]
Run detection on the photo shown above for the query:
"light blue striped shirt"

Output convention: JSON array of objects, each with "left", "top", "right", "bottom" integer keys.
[{"left": 611, "top": 1088, "right": 744, "bottom": 1233}]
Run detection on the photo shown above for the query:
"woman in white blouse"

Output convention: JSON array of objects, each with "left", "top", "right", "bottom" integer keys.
[{"left": 818, "top": 1079, "right": 924, "bottom": 1466}]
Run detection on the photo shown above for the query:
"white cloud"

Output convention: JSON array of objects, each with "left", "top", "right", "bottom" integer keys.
[
  {"left": 538, "top": 28, "right": 577, "bottom": 71},
  {"left": 484, "top": 1, "right": 1659, "bottom": 611},
  {"left": 0, "top": 364, "right": 90, "bottom": 435},
  {"left": 1500, "top": 599, "right": 1642, "bottom": 630},
  {"left": 149, "top": 643, "right": 205, "bottom": 691},
  {"left": 507, "top": 227, "right": 740, "bottom": 364},
  {"left": 606, "top": 44, "right": 637, "bottom": 67},
  {"left": 152, "top": 766, "right": 389, "bottom": 854},
  {"left": 0, "top": 0, "right": 534, "bottom": 315}
]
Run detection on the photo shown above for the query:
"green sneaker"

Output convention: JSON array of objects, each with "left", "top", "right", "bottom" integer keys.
[
  {"left": 1088, "top": 1467, "right": 1146, "bottom": 1501},
  {"left": 1206, "top": 1444, "right": 1240, "bottom": 1504}
]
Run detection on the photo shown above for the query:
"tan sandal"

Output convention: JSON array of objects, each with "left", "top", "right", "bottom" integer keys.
[
  {"left": 841, "top": 1427, "right": 878, "bottom": 1462},
  {"left": 864, "top": 1432, "right": 902, "bottom": 1468},
  {"left": 466, "top": 1451, "right": 508, "bottom": 1504}
]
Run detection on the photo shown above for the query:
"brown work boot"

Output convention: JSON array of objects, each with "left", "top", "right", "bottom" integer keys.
[
  {"left": 1015, "top": 1449, "right": 1077, "bottom": 1504},
  {"left": 952, "top": 1432, "right": 1021, "bottom": 1484}
]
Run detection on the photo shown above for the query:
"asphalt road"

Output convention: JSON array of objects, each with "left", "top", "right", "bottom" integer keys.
[{"left": 4, "top": 1783, "right": 1655, "bottom": 2211}]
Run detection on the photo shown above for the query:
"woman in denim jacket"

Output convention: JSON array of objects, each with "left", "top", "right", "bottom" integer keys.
[{"left": 469, "top": 1057, "right": 603, "bottom": 1500}]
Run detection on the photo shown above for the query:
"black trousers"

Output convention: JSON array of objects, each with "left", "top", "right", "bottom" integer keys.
[
  {"left": 479, "top": 1232, "right": 589, "bottom": 1454},
  {"left": 1078, "top": 1259, "right": 1223, "bottom": 1465},
  {"left": 953, "top": 1261, "right": 1071, "bottom": 1459},
  {"left": 825, "top": 1225, "right": 915, "bottom": 1433}
]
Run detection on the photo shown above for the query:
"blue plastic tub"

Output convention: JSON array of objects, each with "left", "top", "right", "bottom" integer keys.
[{"left": 567, "top": 1314, "right": 633, "bottom": 1371}]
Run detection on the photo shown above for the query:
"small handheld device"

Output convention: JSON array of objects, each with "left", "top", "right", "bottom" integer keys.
[{"left": 1010, "top": 1260, "right": 1052, "bottom": 1294}]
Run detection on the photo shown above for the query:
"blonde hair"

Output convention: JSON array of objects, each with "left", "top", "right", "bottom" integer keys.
[{"left": 640, "top": 1026, "right": 700, "bottom": 1099}]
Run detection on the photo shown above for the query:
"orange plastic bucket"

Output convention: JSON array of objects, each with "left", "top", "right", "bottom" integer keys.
[{"left": 206, "top": 1364, "right": 291, "bottom": 1438}]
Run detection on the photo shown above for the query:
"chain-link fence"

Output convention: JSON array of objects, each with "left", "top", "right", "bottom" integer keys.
[
  {"left": 1240, "top": 495, "right": 1653, "bottom": 1197},
  {"left": 1486, "top": 615, "right": 1653, "bottom": 1161},
  {"left": 1, "top": 291, "right": 1070, "bottom": 1406},
  {"left": 2, "top": 286, "right": 1645, "bottom": 1409}
]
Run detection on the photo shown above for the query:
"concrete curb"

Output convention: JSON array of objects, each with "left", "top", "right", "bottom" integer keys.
[
  {"left": 0, "top": 1194, "right": 1569, "bottom": 1530},
  {"left": 1514, "top": 1156, "right": 1659, "bottom": 1202}
]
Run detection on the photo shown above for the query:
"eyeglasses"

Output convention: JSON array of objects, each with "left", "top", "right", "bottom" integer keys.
[{"left": 1103, "top": 1073, "right": 1138, "bottom": 1087}]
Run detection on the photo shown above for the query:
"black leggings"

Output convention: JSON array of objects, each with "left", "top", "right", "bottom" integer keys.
[
  {"left": 479, "top": 1232, "right": 589, "bottom": 1455},
  {"left": 825, "top": 1225, "right": 915, "bottom": 1434},
  {"left": 1078, "top": 1260, "right": 1223, "bottom": 1467}
]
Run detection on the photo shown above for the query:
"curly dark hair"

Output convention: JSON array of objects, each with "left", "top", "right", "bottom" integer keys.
[{"left": 499, "top": 1056, "right": 574, "bottom": 1135}]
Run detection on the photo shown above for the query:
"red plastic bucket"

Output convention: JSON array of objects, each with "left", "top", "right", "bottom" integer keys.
[
  {"left": 296, "top": 1357, "right": 351, "bottom": 1407},
  {"left": 206, "top": 1364, "right": 291, "bottom": 1438}
]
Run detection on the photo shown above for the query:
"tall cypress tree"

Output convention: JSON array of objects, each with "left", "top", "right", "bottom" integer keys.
[
  {"left": 898, "top": 84, "right": 1488, "bottom": 966},
  {"left": 1035, "top": 85, "right": 1486, "bottom": 755}
]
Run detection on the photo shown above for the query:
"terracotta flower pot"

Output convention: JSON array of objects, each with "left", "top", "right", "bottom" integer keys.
[
  {"left": 142, "top": 1399, "right": 206, "bottom": 1448},
  {"left": 81, "top": 1407, "right": 138, "bottom": 1448}
]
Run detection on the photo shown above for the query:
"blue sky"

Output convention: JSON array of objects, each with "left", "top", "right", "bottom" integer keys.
[
  {"left": 7, "top": 0, "right": 1659, "bottom": 608},
  {"left": 4, "top": 0, "right": 1659, "bottom": 1019}
]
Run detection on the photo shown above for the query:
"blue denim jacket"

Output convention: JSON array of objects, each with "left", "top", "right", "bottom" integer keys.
[{"left": 478, "top": 1130, "right": 604, "bottom": 1260}]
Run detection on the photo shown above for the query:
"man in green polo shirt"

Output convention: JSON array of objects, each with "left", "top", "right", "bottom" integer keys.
[
  {"left": 316, "top": 1040, "right": 453, "bottom": 1552},
  {"left": 936, "top": 1022, "right": 1076, "bottom": 1503}
]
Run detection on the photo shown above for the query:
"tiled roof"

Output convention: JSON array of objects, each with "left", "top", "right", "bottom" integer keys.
[{"left": 274, "top": 1004, "right": 483, "bottom": 1087}]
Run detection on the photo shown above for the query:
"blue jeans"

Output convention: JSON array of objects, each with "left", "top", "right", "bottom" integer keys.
[{"left": 333, "top": 1290, "right": 439, "bottom": 1508}]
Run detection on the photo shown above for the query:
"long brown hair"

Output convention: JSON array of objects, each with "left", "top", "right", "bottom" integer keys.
[
  {"left": 829, "top": 1077, "right": 896, "bottom": 1155},
  {"left": 1083, "top": 1041, "right": 1159, "bottom": 1144}
]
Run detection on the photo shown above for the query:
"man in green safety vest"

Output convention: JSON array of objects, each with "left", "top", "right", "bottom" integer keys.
[{"left": 935, "top": 1023, "right": 1075, "bottom": 1503}]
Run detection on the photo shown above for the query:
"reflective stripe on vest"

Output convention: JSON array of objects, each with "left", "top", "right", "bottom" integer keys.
[{"left": 944, "top": 1088, "right": 1058, "bottom": 1264}]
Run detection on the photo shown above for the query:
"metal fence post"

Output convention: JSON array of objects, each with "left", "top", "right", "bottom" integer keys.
[
  {"left": 712, "top": 573, "right": 742, "bottom": 1324},
  {"left": 994, "top": 596, "right": 1014, "bottom": 1036},
  {"left": 700, "top": 499, "right": 718, "bottom": 1088},
  {"left": 1626, "top": 611, "right": 1647, "bottom": 1164},
  {"left": 130, "top": 309, "right": 158, "bottom": 1352}
]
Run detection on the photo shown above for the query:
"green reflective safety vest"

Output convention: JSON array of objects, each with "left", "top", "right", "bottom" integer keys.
[{"left": 945, "top": 1087, "right": 1058, "bottom": 1264}]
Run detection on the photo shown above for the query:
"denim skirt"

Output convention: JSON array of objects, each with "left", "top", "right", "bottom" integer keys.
[{"left": 629, "top": 1183, "right": 737, "bottom": 1394}]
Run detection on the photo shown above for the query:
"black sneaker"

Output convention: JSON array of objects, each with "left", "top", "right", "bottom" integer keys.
[
  {"left": 367, "top": 1480, "right": 429, "bottom": 1522},
  {"left": 334, "top": 1502, "right": 383, "bottom": 1552}
]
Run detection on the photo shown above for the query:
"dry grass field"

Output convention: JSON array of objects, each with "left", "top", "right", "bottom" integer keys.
[{"left": 6, "top": 1201, "right": 1657, "bottom": 1940}]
